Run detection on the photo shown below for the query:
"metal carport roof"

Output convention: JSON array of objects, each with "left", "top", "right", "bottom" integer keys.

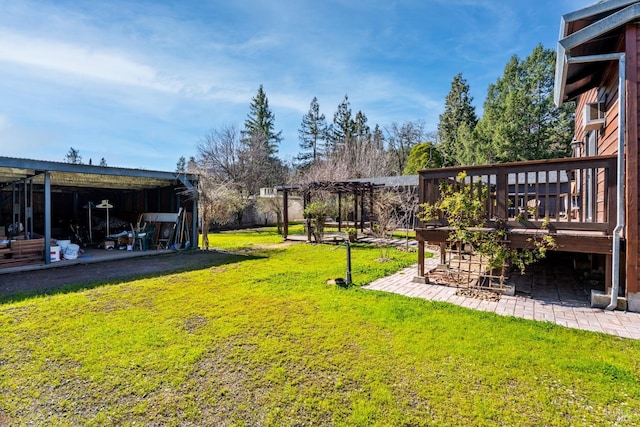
[{"left": 0, "top": 156, "right": 196, "bottom": 190}]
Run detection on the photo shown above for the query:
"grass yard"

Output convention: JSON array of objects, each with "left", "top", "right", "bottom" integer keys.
[{"left": 0, "top": 228, "right": 639, "bottom": 426}]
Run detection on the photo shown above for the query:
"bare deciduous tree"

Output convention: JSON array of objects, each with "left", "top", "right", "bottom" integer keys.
[
  {"left": 385, "top": 121, "right": 426, "bottom": 175},
  {"left": 197, "top": 124, "right": 244, "bottom": 183},
  {"left": 256, "top": 195, "right": 284, "bottom": 234}
]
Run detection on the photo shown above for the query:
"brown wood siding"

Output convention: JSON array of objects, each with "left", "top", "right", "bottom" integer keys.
[
  {"left": 574, "top": 89, "right": 598, "bottom": 144},
  {"left": 599, "top": 61, "right": 620, "bottom": 157},
  {"left": 627, "top": 24, "right": 640, "bottom": 294}
]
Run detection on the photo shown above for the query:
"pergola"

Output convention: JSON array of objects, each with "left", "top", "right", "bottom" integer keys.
[{"left": 277, "top": 175, "right": 418, "bottom": 240}]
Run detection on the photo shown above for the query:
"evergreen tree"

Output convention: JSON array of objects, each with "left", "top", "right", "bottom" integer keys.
[
  {"left": 354, "top": 110, "right": 370, "bottom": 138},
  {"left": 456, "top": 122, "right": 477, "bottom": 166},
  {"left": 297, "top": 96, "right": 328, "bottom": 168},
  {"left": 176, "top": 156, "right": 186, "bottom": 173},
  {"left": 328, "top": 94, "right": 355, "bottom": 153},
  {"left": 240, "top": 85, "right": 286, "bottom": 192},
  {"left": 242, "top": 84, "right": 282, "bottom": 155},
  {"left": 476, "top": 45, "right": 574, "bottom": 163},
  {"left": 437, "top": 73, "right": 478, "bottom": 166},
  {"left": 372, "top": 124, "right": 384, "bottom": 151},
  {"left": 63, "top": 147, "right": 83, "bottom": 164}
]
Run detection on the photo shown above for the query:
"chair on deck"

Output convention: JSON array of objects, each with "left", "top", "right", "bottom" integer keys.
[
  {"left": 560, "top": 181, "right": 580, "bottom": 220},
  {"left": 518, "top": 199, "right": 541, "bottom": 218}
]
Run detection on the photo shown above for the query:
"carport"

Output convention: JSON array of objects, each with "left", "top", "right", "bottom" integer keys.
[{"left": 0, "top": 156, "right": 198, "bottom": 268}]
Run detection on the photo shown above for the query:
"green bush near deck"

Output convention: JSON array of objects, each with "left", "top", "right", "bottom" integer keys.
[{"left": 0, "top": 228, "right": 638, "bottom": 426}]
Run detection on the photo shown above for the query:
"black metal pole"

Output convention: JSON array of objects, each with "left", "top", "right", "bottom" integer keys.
[{"left": 345, "top": 240, "right": 352, "bottom": 286}]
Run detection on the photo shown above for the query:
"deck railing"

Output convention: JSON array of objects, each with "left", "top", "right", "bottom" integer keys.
[{"left": 418, "top": 155, "right": 617, "bottom": 234}]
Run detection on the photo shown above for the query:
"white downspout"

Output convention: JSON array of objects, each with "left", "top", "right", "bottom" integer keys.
[{"left": 566, "top": 53, "right": 625, "bottom": 311}]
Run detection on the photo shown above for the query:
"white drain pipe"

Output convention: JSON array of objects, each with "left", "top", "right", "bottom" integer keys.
[
  {"left": 566, "top": 53, "right": 625, "bottom": 310},
  {"left": 567, "top": 53, "right": 627, "bottom": 310}
]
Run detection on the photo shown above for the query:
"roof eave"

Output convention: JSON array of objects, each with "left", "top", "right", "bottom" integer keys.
[
  {"left": 561, "top": 0, "right": 638, "bottom": 28},
  {"left": 554, "top": 2, "right": 640, "bottom": 106}
]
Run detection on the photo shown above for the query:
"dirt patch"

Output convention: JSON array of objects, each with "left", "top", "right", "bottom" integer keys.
[{"left": 0, "top": 250, "right": 237, "bottom": 298}]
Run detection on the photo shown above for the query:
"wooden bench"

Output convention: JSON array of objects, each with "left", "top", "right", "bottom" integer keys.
[{"left": 0, "top": 238, "right": 45, "bottom": 268}]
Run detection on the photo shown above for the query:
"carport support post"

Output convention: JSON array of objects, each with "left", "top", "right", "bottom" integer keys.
[
  {"left": 44, "top": 171, "right": 51, "bottom": 265},
  {"left": 191, "top": 196, "right": 198, "bottom": 249}
]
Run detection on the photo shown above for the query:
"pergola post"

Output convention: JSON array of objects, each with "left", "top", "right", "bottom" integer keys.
[
  {"left": 282, "top": 189, "right": 289, "bottom": 239},
  {"left": 338, "top": 192, "right": 342, "bottom": 232},
  {"left": 360, "top": 189, "right": 365, "bottom": 231},
  {"left": 353, "top": 190, "right": 358, "bottom": 229},
  {"left": 369, "top": 186, "right": 374, "bottom": 230},
  {"left": 305, "top": 191, "right": 312, "bottom": 242}
]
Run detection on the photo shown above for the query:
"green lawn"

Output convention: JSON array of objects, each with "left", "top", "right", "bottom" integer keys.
[{"left": 0, "top": 228, "right": 639, "bottom": 426}]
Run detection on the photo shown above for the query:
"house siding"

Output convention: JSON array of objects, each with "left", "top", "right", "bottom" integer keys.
[
  {"left": 626, "top": 24, "right": 640, "bottom": 305},
  {"left": 569, "top": 25, "right": 640, "bottom": 303}
]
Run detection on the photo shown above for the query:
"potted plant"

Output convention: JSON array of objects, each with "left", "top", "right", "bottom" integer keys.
[{"left": 346, "top": 228, "right": 357, "bottom": 242}]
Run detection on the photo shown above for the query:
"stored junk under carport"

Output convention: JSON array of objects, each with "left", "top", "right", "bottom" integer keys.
[{"left": 0, "top": 156, "right": 198, "bottom": 269}]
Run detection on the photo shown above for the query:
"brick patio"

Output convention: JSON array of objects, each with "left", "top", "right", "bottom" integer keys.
[{"left": 363, "top": 254, "right": 640, "bottom": 340}]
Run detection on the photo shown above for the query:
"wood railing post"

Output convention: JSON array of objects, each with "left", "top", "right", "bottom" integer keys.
[{"left": 496, "top": 168, "right": 507, "bottom": 219}]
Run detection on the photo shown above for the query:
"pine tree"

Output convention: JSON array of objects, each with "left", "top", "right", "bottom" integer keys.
[
  {"left": 372, "top": 124, "right": 384, "bottom": 151},
  {"left": 297, "top": 97, "right": 328, "bottom": 168},
  {"left": 176, "top": 156, "right": 186, "bottom": 173},
  {"left": 242, "top": 84, "right": 282, "bottom": 155},
  {"left": 476, "top": 45, "right": 574, "bottom": 163},
  {"left": 437, "top": 73, "right": 478, "bottom": 166},
  {"left": 239, "top": 85, "right": 286, "bottom": 193},
  {"left": 328, "top": 94, "right": 355, "bottom": 154},
  {"left": 354, "top": 110, "right": 370, "bottom": 138},
  {"left": 63, "top": 147, "right": 83, "bottom": 164}
]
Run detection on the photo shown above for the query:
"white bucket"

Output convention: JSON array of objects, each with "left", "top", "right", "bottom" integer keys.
[
  {"left": 57, "top": 240, "right": 71, "bottom": 255},
  {"left": 63, "top": 243, "right": 80, "bottom": 260},
  {"left": 50, "top": 245, "right": 61, "bottom": 262}
]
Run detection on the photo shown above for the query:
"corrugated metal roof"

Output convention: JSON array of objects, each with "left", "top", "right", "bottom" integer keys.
[
  {"left": 348, "top": 175, "right": 418, "bottom": 187},
  {"left": 0, "top": 156, "right": 197, "bottom": 190}
]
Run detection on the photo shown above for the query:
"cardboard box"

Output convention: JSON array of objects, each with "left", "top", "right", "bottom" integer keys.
[{"left": 103, "top": 240, "right": 115, "bottom": 250}]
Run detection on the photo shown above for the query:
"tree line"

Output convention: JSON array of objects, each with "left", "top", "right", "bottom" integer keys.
[{"left": 185, "top": 44, "right": 575, "bottom": 233}]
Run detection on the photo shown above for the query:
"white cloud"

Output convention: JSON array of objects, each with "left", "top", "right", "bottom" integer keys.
[{"left": 0, "top": 31, "right": 183, "bottom": 93}]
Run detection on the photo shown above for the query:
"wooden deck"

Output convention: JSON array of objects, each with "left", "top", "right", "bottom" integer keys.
[{"left": 415, "top": 156, "right": 619, "bottom": 279}]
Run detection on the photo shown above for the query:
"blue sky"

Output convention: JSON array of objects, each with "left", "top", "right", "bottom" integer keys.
[{"left": 0, "top": 0, "right": 588, "bottom": 171}]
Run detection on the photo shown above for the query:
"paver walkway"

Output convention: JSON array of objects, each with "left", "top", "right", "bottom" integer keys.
[{"left": 363, "top": 256, "right": 640, "bottom": 340}]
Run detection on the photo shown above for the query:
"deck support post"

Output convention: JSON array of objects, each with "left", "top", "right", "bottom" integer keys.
[{"left": 605, "top": 253, "right": 613, "bottom": 293}]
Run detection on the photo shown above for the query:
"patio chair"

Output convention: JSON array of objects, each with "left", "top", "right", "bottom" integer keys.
[
  {"left": 518, "top": 199, "right": 541, "bottom": 218},
  {"left": 132, "top": 224, "right": 155, "bottom": 250}
]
